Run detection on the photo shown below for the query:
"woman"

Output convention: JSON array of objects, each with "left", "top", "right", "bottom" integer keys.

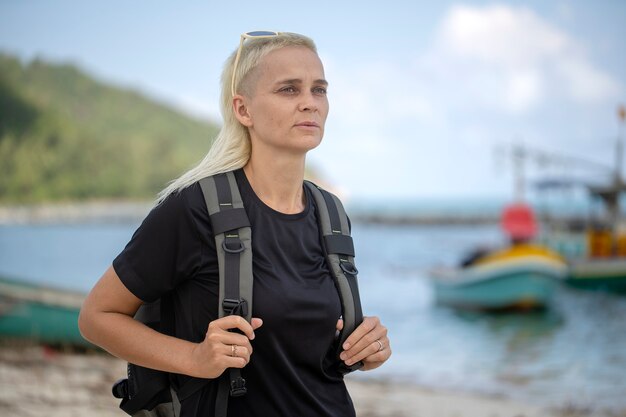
[{"left": 79, "top": 31, "right": 391, "bottom": 417}]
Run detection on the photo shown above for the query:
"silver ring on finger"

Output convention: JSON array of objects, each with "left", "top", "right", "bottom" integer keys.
[{"left": 375, "top": 339, "right": 384, "bottom": 352}]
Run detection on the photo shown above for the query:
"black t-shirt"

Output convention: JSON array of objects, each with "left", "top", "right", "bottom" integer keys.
[{"left": 113, "top": 169, "right": 356, "bottom": 417}]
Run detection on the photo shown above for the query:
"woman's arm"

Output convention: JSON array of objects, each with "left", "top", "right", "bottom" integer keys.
[{"left": 78, "top": 266, "right": 262, "bottom": 378}]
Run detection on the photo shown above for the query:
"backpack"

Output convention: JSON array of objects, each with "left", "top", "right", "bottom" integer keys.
[{"left": 111, "top": 171, "right": 364, "bottom": 417}]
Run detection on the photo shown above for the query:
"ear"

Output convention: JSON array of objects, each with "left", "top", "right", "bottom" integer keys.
[{"left": 233, "top": 95, "right": 253, "bottom": 127}]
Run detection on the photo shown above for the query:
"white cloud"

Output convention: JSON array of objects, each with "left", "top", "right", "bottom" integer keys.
[
  {"left": 505, "top": 69, "right": 543, "bottom": 112},
  {"left": 556, "top": 57, "right": 620, "bottom": 101},
  {"left": 439, "top": 5, "right": 568, "bottom": 67},
  {"left": 431, "top": 4, "right": 621, "bottom": 112},
  {"left": 312, "top": 4, "right": 623, "bottom": 198}
]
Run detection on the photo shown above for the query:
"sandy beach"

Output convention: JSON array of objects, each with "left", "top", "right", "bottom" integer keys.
[{"left": 0, "top": 344, "right": 621, "bottom": 417}]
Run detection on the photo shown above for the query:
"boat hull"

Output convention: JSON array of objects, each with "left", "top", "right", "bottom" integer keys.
[
  {"left": 434, "top": 271, "right": 558, "bottom": 310},
  {"left": 0, "top": 277, "right": 90, "bottom": 346},
  {"left": 567, "top": 259, "right": 626, "bottom": 293},
  {"left": 432, "top": 253, "right": 567, "bottom": 311}
]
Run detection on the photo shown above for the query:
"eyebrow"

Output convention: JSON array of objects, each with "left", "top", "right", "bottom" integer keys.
[{"left": 275, "top": 78, "right": 329, "bottom": 86}]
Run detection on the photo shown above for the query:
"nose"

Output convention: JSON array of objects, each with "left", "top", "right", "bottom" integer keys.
[{"left": 298, "top": 91, "right": 318, "bottom": 112}]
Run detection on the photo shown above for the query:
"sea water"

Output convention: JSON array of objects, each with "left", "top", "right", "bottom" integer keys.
[
  {"left": 353, "top": 223, "right": 626, "bottom": 412},
  {"left": 1, "top": 220, "right": 625, "bottom": 412}
]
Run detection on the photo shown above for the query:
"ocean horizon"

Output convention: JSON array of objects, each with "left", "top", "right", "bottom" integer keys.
[{"left": 0, "top": 192, "right": 603, "bottom": 226}]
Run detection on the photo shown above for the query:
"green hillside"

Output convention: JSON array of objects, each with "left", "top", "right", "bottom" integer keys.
[{"left": 0, "top": 53, "right": 220, "bottom": 203}]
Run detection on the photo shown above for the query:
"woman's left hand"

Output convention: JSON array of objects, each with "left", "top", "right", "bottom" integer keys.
[{"left": 337, "top": 316, "right": 391, "bottom": 371}]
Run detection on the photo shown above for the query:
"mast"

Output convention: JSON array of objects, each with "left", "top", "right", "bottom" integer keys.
[
  {"left": 618, "top": 104, "right": 626, "bottom": 186},
  {"left": 513, "top": 144, "right": 525, "bottom": 202},
  {"left": 611, "top": 105, "right": 626, "bottom": 229},
  {"left": 608, "top": 105, "right": 626, "bottom": 255}
]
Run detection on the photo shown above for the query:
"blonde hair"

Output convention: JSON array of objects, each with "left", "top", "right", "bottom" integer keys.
[{"left": 157, "top": 32, "right": 317, "bottom": 203}]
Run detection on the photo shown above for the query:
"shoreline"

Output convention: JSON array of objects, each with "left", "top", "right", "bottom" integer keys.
[
  {"left": 0, "top": 200, "right": 590, "bottom": 226},
  {"left": 0, "top": 344, "right": 620, "bottom": 417},
  {"left": 0, "top": 201, "right": 153, "bottom": 225},
  {"left": 0, "top": 201, "right": 504, "bottom": 226}
]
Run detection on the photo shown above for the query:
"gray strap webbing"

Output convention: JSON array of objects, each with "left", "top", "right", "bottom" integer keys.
[
  {"left": 199, "top": 172, "right": 253, "bottom": 417},
  {"left": 199, "top": 172, "right": 253, "bottom": 321},
  {"left": 304, "top": 181, "right": 364, "bottom": 373}
]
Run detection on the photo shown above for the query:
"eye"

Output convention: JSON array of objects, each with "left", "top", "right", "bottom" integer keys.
[
  {"left": 279, "top": 86, "right": 298, "bottom": 94},
  {"left": 313, "top": 86, "right": 328, "bottom": 95}
]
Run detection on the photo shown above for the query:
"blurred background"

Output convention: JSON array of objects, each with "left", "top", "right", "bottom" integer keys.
[{"left": 1, "top": 1, "right": 626, "bottom": 416}]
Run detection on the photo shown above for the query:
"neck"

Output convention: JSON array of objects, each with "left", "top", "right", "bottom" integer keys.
[{"left": 244, "top": 148, "right": 307, "bottom": 214}]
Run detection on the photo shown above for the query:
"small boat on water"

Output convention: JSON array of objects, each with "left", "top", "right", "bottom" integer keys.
[
  {"left": 538, "top": 180, "right": 626, "bottom": 293},
  {"left": 431, "top": 203, "right": 567, "bottom": 311},
  {"left": 432, "top": 243, "right": 567, "bottom": 310},
  {"left": 0, "top": 276, "right": 90, "bottom": 346}
]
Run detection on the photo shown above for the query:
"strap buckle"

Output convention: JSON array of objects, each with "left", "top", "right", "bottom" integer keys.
[
  {"left": 230, "top": 376, "right": 247, "bottom": 397},
  {"left": 222, "top": 238, "right": 245, "bottom": 254},
  {"left": 339, "top": 260, "right": 359, "bottom": 276},
  {"left": 223, "top": 298, "right": 248, "bottom": 317}
]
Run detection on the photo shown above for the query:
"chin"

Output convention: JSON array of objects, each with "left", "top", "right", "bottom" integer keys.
[
  {"left": 300, "top": 136, "right": 323, "bottom": 152},
  {"left": 283, "top": 133, "right": 320, "bottom": 151}
]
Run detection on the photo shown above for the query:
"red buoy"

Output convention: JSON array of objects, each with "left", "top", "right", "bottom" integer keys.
[{"left": 501, "top": 203, "right": 537, "bottom": 240}]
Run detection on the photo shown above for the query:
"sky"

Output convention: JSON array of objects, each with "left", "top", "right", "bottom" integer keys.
[{"left": 1, "top": 0, "right": 625, "bottom": 200}]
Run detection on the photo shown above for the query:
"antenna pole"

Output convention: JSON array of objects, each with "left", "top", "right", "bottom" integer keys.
[{"left": 513, "top": 144, "right": 525, "bottom": 202}]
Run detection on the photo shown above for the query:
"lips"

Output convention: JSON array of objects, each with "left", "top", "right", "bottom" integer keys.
[{"left": 295, "top": 121, "right": 319, "bottom": 128}]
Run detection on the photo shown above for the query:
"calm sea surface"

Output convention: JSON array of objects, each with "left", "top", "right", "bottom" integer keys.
[{"left": 1, "top": 220, "right": 625, "bottom": 411}]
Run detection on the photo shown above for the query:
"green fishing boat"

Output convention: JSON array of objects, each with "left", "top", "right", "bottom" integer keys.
[
  {"left": 538, "top": 181, "right": 626, "bottom": 294},
  {"left": 431, "top": 243, "right": 567, "bottom": 310},
  {"left": 0, "top": 276, "right": 91, "bottom": 346},
  {"left": 567, "top": 259, "right": 626, "bottom": 292}
]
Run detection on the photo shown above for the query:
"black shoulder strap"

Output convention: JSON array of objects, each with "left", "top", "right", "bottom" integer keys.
[
  {"left": 199, "top": 171, "right": 253, "bottom": 417},
  {"left": 304, "top": 181, "right": 364, "bottom": 374},
  {"left": 200, "top": 171, "right": 253, "bottom": 322}
]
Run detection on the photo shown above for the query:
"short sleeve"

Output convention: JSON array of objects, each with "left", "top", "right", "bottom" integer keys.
[{"left": 113, "top": 189, "right": 203, "bottom": 302}]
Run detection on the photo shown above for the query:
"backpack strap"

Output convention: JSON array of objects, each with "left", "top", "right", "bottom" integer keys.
[
  {"left": 304, "top": 181, "right": 364, "bottom": 374},
  {"left": 200, "top": 172, "right": 253, "bottom": 322},
  {"left": 199, "top": 171, "right": 253, "bottom": 417}
]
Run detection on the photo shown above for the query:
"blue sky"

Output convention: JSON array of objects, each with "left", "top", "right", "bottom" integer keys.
[{"left": 1, "top": 1, "right": 625, "bottom": 199}]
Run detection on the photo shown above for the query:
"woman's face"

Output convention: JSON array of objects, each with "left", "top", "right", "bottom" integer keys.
[{"left": 242, "top": 46, "right": 329, "bottom": 155}]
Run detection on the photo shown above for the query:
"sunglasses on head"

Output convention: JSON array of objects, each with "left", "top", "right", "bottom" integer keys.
[{"left": 231, "top": 31, "right": 281, "bottom": 97}]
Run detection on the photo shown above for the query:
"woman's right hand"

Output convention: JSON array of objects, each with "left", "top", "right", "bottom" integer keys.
[{"left": 188, "top": 316, "right": 263, "bottom": 379}]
